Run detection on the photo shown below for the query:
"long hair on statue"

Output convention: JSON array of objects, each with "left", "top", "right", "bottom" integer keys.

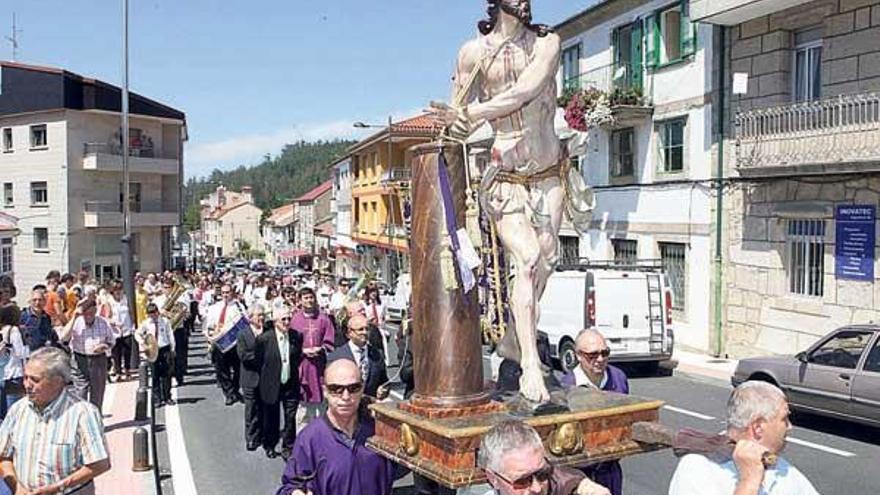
[{"left": 478, "top": 0, "right": 553, "bottom": 37}]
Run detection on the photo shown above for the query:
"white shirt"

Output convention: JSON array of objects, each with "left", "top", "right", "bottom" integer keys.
[
  {"left": 111, "top": 297, "right": 134, "bottom": 337},
  {"left": 572, "top": 365, "right": 608, "bottom": 390},
  {"left": 275, "top": 330, "right": 290, "bottom": 384},
  {"left": 204, "top": 299, "right": 243, "bottom": 334},
  {"left": 1, "top": 325, "right": 28, "bottom": 380},
  {"left": 139, "top": 317, "right": 175, "bottom": 351},
  {"left": 668, "top": 454, "right": 820, "bottom": 495},
  {"left": 328, "top": 291, "right": 347, "bottom": 312}
]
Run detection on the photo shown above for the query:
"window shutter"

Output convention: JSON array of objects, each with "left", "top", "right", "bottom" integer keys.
[
  {"left": 612, "top": 27, "right": 620, "bottom": 67},
  {"left": 631, "top": 20, "right": 644, "bottom": 91},
  {"left": 645, "top": 13, "right": 658, "bottom": 69},
  {"left": 680, "top": 0, "right": 696, "bottom": 57}
]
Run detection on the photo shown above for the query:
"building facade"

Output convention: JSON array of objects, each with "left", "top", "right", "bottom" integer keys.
[
  {"left": 330, "top": 156, "right": 359, "bottom": 278},
  {"left": 695, "top": 0, "right": 880, "bottom": 356},
  {"left": 262, "top": 203, "right": 296, "bottom": 265},
  {"left": 200, "top": 186, "right": 262, "bottom": 259},
  {"left": 0, "top": 61, "right": 186, "bottom": 292},
  {"left": 0, "top": 212, "right": 18, "bottom": 280},
  {"left": 556, "top": 0, "right": 718, "bottom": 351},
  {"left": 293, "top": 180, "right": 333, "bottom": 269}
]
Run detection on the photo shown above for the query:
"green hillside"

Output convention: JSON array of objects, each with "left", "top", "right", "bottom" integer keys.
[{"left": 183, "top": 139, "right": 355, "bottom": 232}]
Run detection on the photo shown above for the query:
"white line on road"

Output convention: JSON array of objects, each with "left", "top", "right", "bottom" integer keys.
[
  {"left": 663, "top": 405, "right": 715, "bottom": 421},
  {"left": 167, "top": 388, "right": 199, "bottom": 495},
  {"left": 787, "top": 436, "right": 856, "bottom": 457}
]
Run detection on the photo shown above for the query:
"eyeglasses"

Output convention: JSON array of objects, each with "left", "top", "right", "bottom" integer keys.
[
  {"left": 576, "top": 348, "right": 611, "bottom": 360},
  {"left": 491, "top": 462, "right": 554, "bottom": 490},
  {"left": 325, "top": 382, "right": 364, "bottom": 396}
]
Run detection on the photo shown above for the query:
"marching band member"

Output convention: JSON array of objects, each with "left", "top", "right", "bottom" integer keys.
[
  {"left": 153, "top": 279, "right": 191, "bottom": 387},
  {"left": 137, "top": 303, "right": 175, "bottom": 407},
  {"left": 205, "top": 284, "right": 244, "bottom": 406}
]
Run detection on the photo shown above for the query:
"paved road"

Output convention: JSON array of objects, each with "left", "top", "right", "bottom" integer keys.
[{"left": 159, "top": 331, "right": 880, "bottom": 495}]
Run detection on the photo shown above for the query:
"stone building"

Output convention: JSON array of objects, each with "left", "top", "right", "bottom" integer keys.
[
  {"left": 200, "top": 186, "right": 262, "bottom": 259},
  {"left": 695, "top": 0, "right": 880, "bottom": 356}
]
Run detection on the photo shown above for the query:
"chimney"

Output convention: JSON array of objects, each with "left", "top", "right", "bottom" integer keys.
[
  {"left": 241, "top": 186, "right": 253, "bottom": 203},
  {"left": 216, "top": 185, "right": 226, "bottom": 207}
]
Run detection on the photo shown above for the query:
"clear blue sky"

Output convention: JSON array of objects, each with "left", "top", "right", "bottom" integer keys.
[{"left": 0, "top": 1, "right": 596, "bottom": 178}]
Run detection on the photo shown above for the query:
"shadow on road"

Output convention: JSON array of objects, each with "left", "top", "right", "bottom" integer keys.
[{"left": 792, "top": 411, "right": 880, "bottom": 445}]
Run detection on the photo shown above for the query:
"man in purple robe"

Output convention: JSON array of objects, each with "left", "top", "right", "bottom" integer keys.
[
  {"left": 276, "top": 358, "right": 401, "bottom": 495},
  {"left": 289, "top": 287, "right": 336, "bottom": 425},
  {"left": 560, "top": 329, "right": 629, "bottom": 495}
]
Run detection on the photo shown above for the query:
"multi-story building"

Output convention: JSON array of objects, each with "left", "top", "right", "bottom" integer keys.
[
  {"left": 262, "top": 203, "right": 296, "bottom": 265},
  {"left": 350, "top": 114, "right": 441, "bottom": 285},
  {"left": 330, "top": 156, "right": 359, "bottom": 278},
  {"left": 293, "top": 180, "right": 333, "bottom": 269},
  {"left": 555, "top": 0, "right": 718, "bottom": 352},
  {"left": 0, "top": 61, "right": 186, "bottom": 291},
  {"left": 200, "top": 185, "right": 262, "bottom": 259},
  {"left": 695, "top": 0, "right": 880, "bottom": 356},
  {"left": 0, "top": 212, "right": 18, "bottom": 280}
]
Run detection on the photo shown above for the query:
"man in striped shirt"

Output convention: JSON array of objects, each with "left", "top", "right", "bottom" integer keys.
[{"left": 0, "top": 347, "right": 110, "bottom": 494}]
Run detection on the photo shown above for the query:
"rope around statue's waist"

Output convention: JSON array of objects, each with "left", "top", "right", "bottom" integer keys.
[{"left": 493, "top": 162, "right": 562, "bottom": 186}]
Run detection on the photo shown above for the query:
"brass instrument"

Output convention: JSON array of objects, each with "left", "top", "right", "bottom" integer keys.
[{"left": 162, "top": 278, "right": 189, "bottom": 329}]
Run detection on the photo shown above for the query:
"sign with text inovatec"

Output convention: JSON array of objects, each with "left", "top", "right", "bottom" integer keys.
[{"left": 835, "top": 205, "right": 875, "bottom": 281}]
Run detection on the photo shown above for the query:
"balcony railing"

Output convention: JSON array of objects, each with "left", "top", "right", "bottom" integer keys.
[
  {"left": 84, "top": 142, "right": 178, "bottom": 160},
  {"left": 562, "top": 62, "right": 647, "bottom": 103},
  {"left": 736, "top": 92, "right": 880, "bottom": 172},
  {"left": 85, "top": 200, "right": 176, "bottom": 214},
  {"left": 380, "top": 167, "right": 412, "bottom": 184}
]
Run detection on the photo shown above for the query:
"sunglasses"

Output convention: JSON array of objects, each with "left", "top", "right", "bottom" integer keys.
[
  {"left": 325, "top": 382, "right": 364, "bottom": 396},
  {"left": 577, "top": 348, "right": 611, "bottom": 360},
  {"left": 492, "top": 462, "right": 554, "bottom": 489}
]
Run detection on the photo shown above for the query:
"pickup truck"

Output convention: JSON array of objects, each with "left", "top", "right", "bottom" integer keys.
[{"left": 538, "top": 259, "right": 675, "bottom": 373}]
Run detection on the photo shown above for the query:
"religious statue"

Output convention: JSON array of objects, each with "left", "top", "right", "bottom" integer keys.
[{"left": 430, "top": 0, "right": 593, "bottom": 403}]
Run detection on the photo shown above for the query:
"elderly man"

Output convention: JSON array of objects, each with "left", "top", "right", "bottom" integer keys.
[
  {"left": 59, "top": 299, "right": 116, "bottom": 411},
  {"left": 256, "top": 306, "right": 302, "bottom": 460},
  {"left": 237, "top": 303, "right": 267, "bottom": 451},
  {"left": 669, "top": 381, "right": 819, "bottom": 495},
  {"left": 277, "top": 359, "right": 401, "bottom": 495},
  {"left": 19, "top": 288, "right": 58, "bottom": 352},
  {"left": 327, "top": 315, "right": 388, "bottom": 399},
  {"left": 561, "top": 330, "right": 629, "bottom": 495},
  {"left": 0, "top": 347, "right": 111, "bottom": 494},
  {"left": 480, "top": 420, "right": 609, "bottom": 495}
]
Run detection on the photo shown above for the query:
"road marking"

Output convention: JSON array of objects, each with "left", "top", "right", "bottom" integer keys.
[
  {"left": 166, "top": 388, "right": 199, "bottom": 495},
  {"left": 663, "top": 405, "right": 715, "bottom": 421},
  {"left": 787, "top": 436, "right": 856, "bottom": 457}
]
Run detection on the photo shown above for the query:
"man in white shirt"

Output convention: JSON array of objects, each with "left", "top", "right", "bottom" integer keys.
[
  {"left": 137, "top": 303, "right": 176, "bottom": 407},
  {"left": 668, "top": 381, "right": 820, "bottom": 495},
  {"left": 204, "top": 284, "right": 244, "bottom": 406},
  {"left": 327, "top": 279, "right": 350, "bottom": 315},
  {"left": 153, "top": 279, "right": 191, "bottom": 386}
]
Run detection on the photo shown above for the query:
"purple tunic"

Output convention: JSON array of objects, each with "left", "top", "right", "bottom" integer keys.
[
  {"left": 276, "top": 415, "right": 396, "bottom": 495},
  {"left": 289, "top": 310, "right": 336, "bottom": 403},
  {"left": 561, "top": 364, "right": 629, "bottom": 495}
]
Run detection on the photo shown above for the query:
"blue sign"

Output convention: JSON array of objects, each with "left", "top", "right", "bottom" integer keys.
[{"left": 835, "top": 205, "right": 876, "bottom": 281}]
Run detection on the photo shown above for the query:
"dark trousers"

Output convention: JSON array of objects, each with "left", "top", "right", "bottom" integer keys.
[
  {"left": 413, "top": 475, "right": 455, "bottom": 495},
  {"left": 112, "top": 335, "right": 134, "bottom": 375},
  {"left": 211, "top": 346, "right": 241, "bottom": 400},
  {"left": 71, "top": 353, "right": 108, "bottom": 411},
  {"left": 152, "top": 347, "right": 173, "bottom": 404},
  {"left": 262, "top": 387, "right": 298, "bottom": 452},
  {"left": 584, "top": 461, "right": 622, "bottom": 495},
  {"left": 242, "top": 387, "right": 263, "bottom": 447},
  {"left": 173, "top": 327, "right": 189, "bottom": 383}
]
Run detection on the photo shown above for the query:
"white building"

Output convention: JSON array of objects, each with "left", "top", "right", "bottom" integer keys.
[
  {"left": 330, "top": 156, "right": 358, "bottom": 278},
  {"left": 199, "top": 185, "right": 262, "bottom": 259},
  {"left": 556, "top": 0, "right": 718, "bottom": 352},
  {"left": 0, "top": 212, "right": 19, "bottom": 280},
  {"left": 0, "top": 61, "right": 186, "bottom": 293},
  {"left": 262, "top": 203, "right": 296, "bottom": 265}
]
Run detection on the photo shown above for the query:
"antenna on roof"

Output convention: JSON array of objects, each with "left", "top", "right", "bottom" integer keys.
[{"left": 5, "top": 13, "right": 22, "bottom": 62}]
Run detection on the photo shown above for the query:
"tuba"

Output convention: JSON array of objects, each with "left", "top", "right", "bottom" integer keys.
[{"left": 162, "top": 278, "right": 189, "bottom": 329}]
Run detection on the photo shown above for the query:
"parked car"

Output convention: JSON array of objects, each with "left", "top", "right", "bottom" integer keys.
[
  {"left": 538, "top": 259, "right": 675, "bottom": 373},
  {"left": 732, "top": 324, "right": 880, "bottom": 428},
  {"left": 385, "top": 273, "right": 411, "bottom": 324},
  {"left": 249, "top": 259, "right": 269, "bottom": 272}
]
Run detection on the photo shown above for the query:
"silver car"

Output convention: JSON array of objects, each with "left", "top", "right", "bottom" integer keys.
[{"left": 732, "top": 325, "right": 880, "bottom": 428}]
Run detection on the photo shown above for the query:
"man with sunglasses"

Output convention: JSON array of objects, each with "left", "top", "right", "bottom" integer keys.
[
  {"left": 560, "top": 330, "right": 629, "bottom": 495},
  {"left": 277, "top": 358, "right": 401, "bottom": 495},
  {"left": 480, "top": 420, "right": 610, "bottom": 495}
]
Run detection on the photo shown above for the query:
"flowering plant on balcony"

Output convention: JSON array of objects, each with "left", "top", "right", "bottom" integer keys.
[{"left": 560, "top": 86, "right": 614, "bottom": 132}]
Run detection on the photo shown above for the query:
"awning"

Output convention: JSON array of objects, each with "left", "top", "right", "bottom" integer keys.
[{"left": 278, "top": 248, "right": 310, "bottom": 258}]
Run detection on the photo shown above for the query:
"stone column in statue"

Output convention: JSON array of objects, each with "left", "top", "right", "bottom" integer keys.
[{"left": 430, "top": 0, "right": 593, "bottom": 403}]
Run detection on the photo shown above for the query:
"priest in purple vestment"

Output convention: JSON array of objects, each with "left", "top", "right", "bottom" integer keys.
[
  {"left": 289, "top": 287, "right": 336, "bottom": 424},
  {"left": 276, "top": 358, "right": 402, "bottom": 495},
  {"left": 560, "top": 329, "right": 630, "bottom": 495}
]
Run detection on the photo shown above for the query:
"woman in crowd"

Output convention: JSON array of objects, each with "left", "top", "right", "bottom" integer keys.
[{"left": 0, "top": 304, "right": 27, "bottom": 418}]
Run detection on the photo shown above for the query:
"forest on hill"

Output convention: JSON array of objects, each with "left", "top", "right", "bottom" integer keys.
[{"left": 183, "top": 139, "right": 356, "bottom": 231}]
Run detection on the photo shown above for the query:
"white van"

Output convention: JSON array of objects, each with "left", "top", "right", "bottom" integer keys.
[
  {"left": 385, "top": 272, "right": 411, "bottom": 323},
  {"left": 538, "top": 260, "right": 675, "bottom": 372}
]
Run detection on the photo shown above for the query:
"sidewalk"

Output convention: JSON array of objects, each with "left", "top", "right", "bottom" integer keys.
[
  {"left": 670, "top": 348, "right": 738, "bottom": 384},
  {"left": 95, "top": 377, "right": 156, "bottom": 495}
]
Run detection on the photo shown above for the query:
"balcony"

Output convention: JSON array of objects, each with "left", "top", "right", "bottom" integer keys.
[
  {"left": 735, "top": 92, "right": 880, "bottom": 177},
  {"left": 83, "top": 143, "right": 180, "bottom": 175},
  {"left": 380, "top": 167, "right": 412, "bottom": 188},
  {"left": 691, "top": 0, "right": 813, "bottom": 25},
  {"left": 84, "top": 200, "right": 179, "bottom": 228},
  {"left": 562, "top": 62, "right": 652, "bottom": 129}
]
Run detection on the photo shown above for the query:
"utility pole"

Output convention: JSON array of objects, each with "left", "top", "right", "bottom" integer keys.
[
  {"left": 120, "top": 0, "right": 136, "bottom": 332},
  {"left": 5, "top": 13, "right": 22, "bottom": 61}
]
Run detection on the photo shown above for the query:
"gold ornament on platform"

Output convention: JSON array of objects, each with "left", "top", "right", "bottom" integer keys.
[
  {"left": 547, "top": 422, "right": 584, "bottom": 457},
  {"left": 399, "top": 423, "right": 420, "bottom": 457}
]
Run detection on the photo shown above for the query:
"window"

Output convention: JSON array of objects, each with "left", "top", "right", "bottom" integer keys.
[
  {"left": 559, "top": 236, "right": 580, "bottom": 264},
  {"left": 646, "top": 1, "right": 695, "bottom": 68},
  {"left": 2, "top": 128, "right": 11, "bottom": 152},
  {"left": 0, "top": 238, "right": 12, "bottom": 275},
  {"left": 613, "top": 239, "right": 638, "bottom": 263},
  {"left": 793, "top": 28, "right": 822, "bottom": 102},
  {"left": 808, "top": 330, "right": 872, "bottom": 369},
  {"left": 658, "top": 118, "right": 685, "bottom": 173},
  {"left": 865, "top": 338, "right": 880, "bottom": 373},
  {"left": 29, "top": 124, "right": 47, "bottom": 148},
  {"left": 610, "top": 128, "right": 635, "bottom": 178},
  {"left": 787, "top": 218, "right": 825, "bottom": 297},
  {"left": 119, "top": 182, "right": 142, "bottom": 212},
  {"left": 612, "top": 21, "right": 643, "bottom": 91},
  {"left": 2, "top": 183, "right": 11, "bottom": 207},
  {"left": 660, "top": 242, "right": 686, "bottom": 310},
  {"left": 33, "top": 228, "right": 48, "bottom": 251},
  {"left": 30, "top": 181, "right": 48, "bottom": 206},
  {"left": 562, "top": 43, "right": 582, "bottom": 91}
]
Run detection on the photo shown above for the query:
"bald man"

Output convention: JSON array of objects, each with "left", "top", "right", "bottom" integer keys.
[
  {"left": 561, "top": 329, "right": 629, "bottom": 495},
  {"left": 276, "top": 359, "right": 402, "bottom": 495}
]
